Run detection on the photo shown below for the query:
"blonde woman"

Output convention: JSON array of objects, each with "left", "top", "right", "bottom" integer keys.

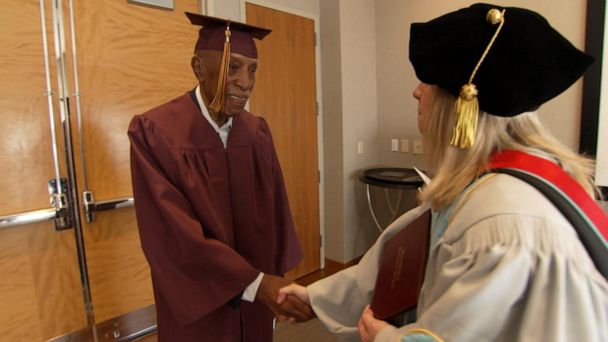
[{"left": 278, "top": 3, "right": 608, "bottom": 341}]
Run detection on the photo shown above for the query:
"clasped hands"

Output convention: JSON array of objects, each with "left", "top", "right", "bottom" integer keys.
[
  {"left": 256, "top": 274, "right": 314, "bottom": 323},
  {"left": 257, "top": 275, "right": 389, "bottom": 341}
]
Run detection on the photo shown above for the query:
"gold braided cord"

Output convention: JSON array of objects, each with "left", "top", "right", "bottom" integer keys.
[
  {"left": 451, "top": 9, "right": 506, "bottom": 149},
  {"left": 209, "top": 24, "right": 231, "bottom": 113},
  {"left": 468, "top": 9, "right": 506, "bottom": 84}
]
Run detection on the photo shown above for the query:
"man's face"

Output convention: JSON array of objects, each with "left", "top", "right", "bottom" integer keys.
[{"left": 197, "top": 51, "right": 258, "bottom": 117}]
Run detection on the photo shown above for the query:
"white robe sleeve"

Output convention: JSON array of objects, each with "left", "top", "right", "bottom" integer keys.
[{"left": 307, "top": 205, "right": 430, "bottom": 341}]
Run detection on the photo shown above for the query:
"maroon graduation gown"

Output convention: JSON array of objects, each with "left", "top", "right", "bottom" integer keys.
[{"left": 127, "top": 92, "right": 303, "bottom": 341}]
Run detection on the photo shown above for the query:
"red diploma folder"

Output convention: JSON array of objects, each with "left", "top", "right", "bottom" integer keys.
[{"left": 370, "top": 209, "right": 431, "bottom": 320}]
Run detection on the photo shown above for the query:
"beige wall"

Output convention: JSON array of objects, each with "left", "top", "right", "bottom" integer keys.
[
  {"left": 319, "top": 0, "right": 345, "bottom": 262},
  {"left": 212, "top": 0, "right": 319, "bottom": 20},
  {"left": 321, "top": 0, "right": 381, "bottom": 262},
  {"left": 337, "top": 0, "right": 380, "bottom": 261}
]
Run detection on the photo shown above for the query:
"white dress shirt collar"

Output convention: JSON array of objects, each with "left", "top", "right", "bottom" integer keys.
[{"left": 195, "top": 86, "right": 232, "bottom": 148}]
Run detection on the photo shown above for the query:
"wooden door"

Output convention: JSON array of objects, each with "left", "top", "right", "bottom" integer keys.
[
  {"left": 0, "top": 0, "right": 199, "bottom": 339},
  {"left": 0, "top": 1, "right": 86, "bottom": 340},
  {"left": 246, "top": 3, "right": 321, "bottom": 278},
  {"left": 72, "top": 0, "right": 199, "bottom": 323}
]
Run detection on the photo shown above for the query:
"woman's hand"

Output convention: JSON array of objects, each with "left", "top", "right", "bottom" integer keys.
[
  {"left": 358, "top": 305, "right": 389, "bottom": 342},
  {"left": 276, "top": 283, "right": 314, "bottom": 323},
  {"left": 277, "top": 283, "right": 310, "bottom": 305}
]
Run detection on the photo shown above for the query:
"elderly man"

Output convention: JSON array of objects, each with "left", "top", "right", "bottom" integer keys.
[{"left": 128, "top": 12, "right": 311, "bottom": 341}]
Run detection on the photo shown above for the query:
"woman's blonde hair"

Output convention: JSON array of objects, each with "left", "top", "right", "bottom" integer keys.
[{"left": 420, "top": 86, "right": 597, "bottom": 211}]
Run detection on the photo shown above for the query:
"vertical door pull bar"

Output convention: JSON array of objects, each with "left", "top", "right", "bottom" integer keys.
[
  {"left": 39, "top": 0, "right": 63, "bottom": 200},
  {"left": 49, "top": 0, "right": 98, "bottom": 337},
  {"left": 68, "top": 0, "right": 90, "bottom": 193}
]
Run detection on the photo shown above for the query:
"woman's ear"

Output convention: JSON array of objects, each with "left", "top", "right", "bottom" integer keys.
[{"left": 191, "top": 55, "right": 205, "bottom": 84}]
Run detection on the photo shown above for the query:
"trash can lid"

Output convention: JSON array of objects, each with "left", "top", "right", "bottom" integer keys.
[{"left": 363, "top": 168, "right": 423, "bottom": 185}]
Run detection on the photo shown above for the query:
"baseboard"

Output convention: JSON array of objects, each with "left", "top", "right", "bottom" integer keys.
[
  {"left": 48, "top": 305, "right": 156, "bottom": 342},
  {"left": 296, "top": 257, "right": 361, "bottom": 286}
]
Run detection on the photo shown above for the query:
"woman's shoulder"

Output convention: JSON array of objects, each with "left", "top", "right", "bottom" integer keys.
[
  {"left": 440, "top": 173, "right": 602, "bottom": 270},
  {"left": 442, "top": 173, "right": 576, "bottom": 249},
  {"left": 452, "top": 173, "right": 569, "bottom": 228}
]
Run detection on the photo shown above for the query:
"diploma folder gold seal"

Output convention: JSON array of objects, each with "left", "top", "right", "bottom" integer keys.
[{"left": 370, "top": 209, "right": 431, "bottom": 320}]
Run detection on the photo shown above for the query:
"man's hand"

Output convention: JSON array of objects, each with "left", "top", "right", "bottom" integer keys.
[
  {"left": 256, "top": 274, "right": 314, "bottom": 323},
  {"left": 358, "top": 305, "right": 389, "bottom": 342}
]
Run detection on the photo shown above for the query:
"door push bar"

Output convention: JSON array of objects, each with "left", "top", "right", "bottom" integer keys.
[
  {"left": 82, "top": 191, "right": 134, "bottom": 223},
  {"left": 0, "top": 180, "right": 136, "bottom": 230},
  {"left": 0, "top": 178, "right": 72, "bottom": 230}
]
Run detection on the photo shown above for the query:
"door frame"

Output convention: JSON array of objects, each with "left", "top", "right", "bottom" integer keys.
[
  {"left": 201, "top": 0, "right": 213, "bottom": 15},
  {"left": 240, "top": 0, "right": 326, "bottom": 269}
]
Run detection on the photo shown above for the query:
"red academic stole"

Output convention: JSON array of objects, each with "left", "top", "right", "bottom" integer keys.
[{"left": 487, "top": 150, "right": 608, "bottom": 279}]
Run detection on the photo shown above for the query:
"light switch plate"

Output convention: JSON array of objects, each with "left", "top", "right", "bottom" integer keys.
[
  {"left": 391, "top": 139, "right": 399, "bottom": 152},
  {"left": 413, "top": 140, "right": 424, "bottom": 154}
]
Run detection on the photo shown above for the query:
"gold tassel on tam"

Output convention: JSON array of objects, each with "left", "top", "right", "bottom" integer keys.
[
  {"left": 450, "top": 8, "right": 505, "bottom": 149},
  {"left": 209, "top": 23, "right": 232, "bottom": 113},
  {"left": 451, "top": 83, "right": 479, "bottom": 148}
]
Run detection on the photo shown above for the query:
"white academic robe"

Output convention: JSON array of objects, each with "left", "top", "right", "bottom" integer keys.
[{"left": 308, "top": 173, "right": 608, "bottom": 341}]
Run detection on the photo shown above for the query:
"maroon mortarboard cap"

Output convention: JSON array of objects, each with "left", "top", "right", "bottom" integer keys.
[{"left": 185, "top": 12, "right": 271, "bottom": 58}]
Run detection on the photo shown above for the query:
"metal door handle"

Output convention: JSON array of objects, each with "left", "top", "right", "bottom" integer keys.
[
  {"left": 83, "top": 191, "right": 134, "bottom": 222},
  {"left": 0, "top": 208, "right": 58, "bottom": 229}
]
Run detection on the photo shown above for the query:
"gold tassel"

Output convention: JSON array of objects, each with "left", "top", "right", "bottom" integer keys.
[
  {"left": 450, "top": 83, "right": 479, "bottom": 148},
  {"left": 450, "top": 8, "right": 505, "bottom": 149},
  {"left": 209, "top": 24, "right": 231, "bottom": 113}
]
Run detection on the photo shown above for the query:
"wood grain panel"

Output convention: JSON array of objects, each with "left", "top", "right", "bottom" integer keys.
[
  {"left": 0, "top": 222, "right": 85, "bottom": 340},
  {"left": 246, "top": 3, "right": 320, "bottom": 278},
  {"left": 71, "top": 0, "right": 199, "bottom": 322},
  {"left": 0, "top": 226, "right": 43, "bottom": 341},
  {"left": 0, "top": 0, "right": 61, "bottom": 213},
  {"left": 27, "top": 222, "right": 86, "bottom": 338},
  {"left": 0, "top": 1, "right": 85, "bottom": 340},
  {"left": 85, "top": 209, "right": 154, "bottom": 322},
  {"left": 75, "top": 0, "right": 199, "bottom": 199}
]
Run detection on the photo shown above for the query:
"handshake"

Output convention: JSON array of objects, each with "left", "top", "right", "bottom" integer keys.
[
  {"left": 255, "top": 274, "right": 314, "bottom": 323},
  {"left": 255, "top": 274, "right": 389, "bottom": 342}
]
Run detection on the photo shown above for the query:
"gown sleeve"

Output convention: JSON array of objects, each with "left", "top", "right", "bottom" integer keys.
[
  {"left": 307, "top": 206, "right": 430, "bottom": 341},
  {"left": 128, "top": 115, "right": 259, "bottom": 326}
]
